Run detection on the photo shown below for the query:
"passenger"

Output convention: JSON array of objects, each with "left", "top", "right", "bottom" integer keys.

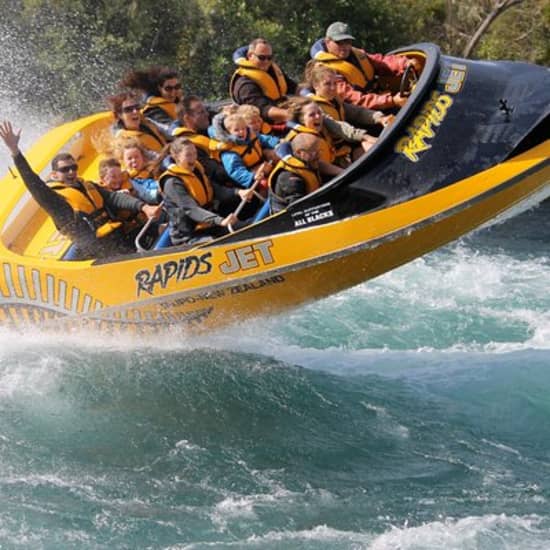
[
  {"left": 209, "top": 112, "right": 279, "bottom": 190},
  {"left": 98, "top": 157, "right": 134, "bottom": 194},
  {"left": 305, "top": 63, "right": 394, "bottom": 131},
  {"left": 158, "top": 138, "right": 253, "bottom": 246},
  {"left": 237, "top": 104, "right": 273, "bottom": 135},
  {"left": 268, "top": 133, "right": 322, "bottom": 213},
  {"left": 229, "top": 38, "right": 297, "bottom": 125},
  {"left": 120, "top": 66, "right": 182, "bottom": 137},
  {"left": 285, "top": 97, "right": 373, "bottom": 170},
  {"left": 171, "top": 95, "right": 230, "bottom": 185},
  {"left": 0, "top": 121, "right": 161, "bottom": 259},
  {"left": 116, "top": 138, "right": 161, "bottom": 204},
  {"left": 108, "top": 91, "right": 166, "bottom": 159},
  {"left": 98, "top": 157, "right": 152, "bottom": 240},
  {"left": 310, "top": 22, "right": 421, "bottom": 111}
]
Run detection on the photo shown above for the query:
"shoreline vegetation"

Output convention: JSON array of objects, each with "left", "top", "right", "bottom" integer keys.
[{"left": 0, "top": 0, "right": 548, "bottom": 119}]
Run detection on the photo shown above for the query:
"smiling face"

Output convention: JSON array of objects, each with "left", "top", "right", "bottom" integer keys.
[
  {"left": 119, "top": 99, "right": 142, "bottom": 130},
  {"left": 225, "top": 116, "right": 248, "bottom": 141},
  {"left": 101, "top": 165, "right": 123, "bottom": 191},
  {"left": 325, "top": 38, "right": 353, "bottom": 59},
  {"left": 301, "top": 103, "right": 323, "bottom": 131},
  {"left": 53, "top": 158, "right": 79, "bottom": 186},
  {"left": 159, "top": 77, "right": 182, "bottom": 102},
  {"left": 174, "top": 143, "right": 197, "bottom": 169},
  {"left": 247, "top": 41, "right": 273, "bottom": 71},
  {"left": 122, "top": 147, "right": 145, "bottom": 172},
  {"left": 314, "top": 71, "right": 338, "bottom": 100}
]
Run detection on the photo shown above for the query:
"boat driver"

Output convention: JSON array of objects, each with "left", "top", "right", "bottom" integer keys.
[{"left": 309, "top": 21, "right": 422, "bottom": 111}]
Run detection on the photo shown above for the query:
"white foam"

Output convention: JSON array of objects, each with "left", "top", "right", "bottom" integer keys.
[{"left": 369, "top": 514, "right": 549, "bottom": 550}]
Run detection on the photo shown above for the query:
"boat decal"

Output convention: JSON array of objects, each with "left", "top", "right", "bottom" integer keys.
[
  {"left": 3, "top": 263, "right": 16, "bottom": 298},
  {"left": 17, "top": 265, "right": 31, "bottom": 300},
  {"left": 47, "top": 274, "right": 55, "bottom": 306},
  {"left": 219, "top": 240, "right": 275, "bottom": 274},
  {"left": 58, "top": 279, "right": 67, "bottom": 310},
  {"left": 292, "top": 202, "right": 335, "bottom": 228},
  {"left": 82, "top": 294, "right": 93, "bottom": 313},
  {"left": 394, "top": 90, "right": 454, "bottom": 162},
  {"left": 438, "top": 63, "right": 467, "bottom": 94},
  {"left": 0, "top": 263, "right": 104, "bottom": 317},
  {"left": 31, "top": 269, "right": 42, "bottom": 303},
  {"left": 134, "top": 251, "right": 213, "bottom": 296},
  {"left": 228, "top": 275, "right": 285, "bottom": 295}
]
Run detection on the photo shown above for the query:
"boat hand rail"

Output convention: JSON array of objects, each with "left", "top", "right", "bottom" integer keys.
[
  {"left": 135, "top": 201, "right": 164, "bottom": 253},
  {"left": 228, "top": 163, "right": 267, "bottom": 233}
]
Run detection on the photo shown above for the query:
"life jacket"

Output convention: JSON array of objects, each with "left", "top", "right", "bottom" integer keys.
[
  {"left": 230, "top": 58, "right": 289, "bottom": 102},
  {"left": 284, "top": 123, "right": 335, "bottom": 164},
  {"left": 260, "top": 120, "right": 273, "bottom": 135},
  {"left": 48, "top": 179, "right": 122, "bottom": 238},
  {"left": 159, "top": 162, "right": 214, "bottom": 207},
  {"left": 305, "top": 95, "right": 352, "bottom": 161},
  {"left": 212, "top": 134, "right": 264, "bottom": 169},
  {"left": 115, "top": 120, "right": 166, "bottom": 154},
  {"left": 126, "top": 167, "right": 151, "bottom": 180},
  {"left": 142, "top": 95, "right": 178, "bottom": 121},
  {"left": 172, "top": 126, "right": 212, "bottom": 156},
  {"left": 98, "top": 172, "right": 141, "bottom": 228},
  {"left": 268, "top": 154, "right": 321, "bottom": 199},
  {"left": 312, "top": 47, "right": 375, "bottom": 91},
  {"left": 307, "top": 93, "right": 346, "bottom": 121}
]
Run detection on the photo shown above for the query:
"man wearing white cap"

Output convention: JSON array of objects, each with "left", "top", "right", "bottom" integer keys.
[{"left": 310, "top": 21, "right": 421, "bottom": 111}]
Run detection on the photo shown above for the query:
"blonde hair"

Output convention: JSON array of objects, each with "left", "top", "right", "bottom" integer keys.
[
  {"left": 237, "top": 104, "right": 261, "bottom": 123},
  {"left": 224, "top": 113, "right": 247, "bottom": 131},
  {"left": 114, "top": 136, "right": 147, "bottom": 162}
]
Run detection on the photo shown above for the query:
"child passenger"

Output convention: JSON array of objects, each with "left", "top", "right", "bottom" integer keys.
[
  {"left": 209, "top": 112, "right": 279, "bottom": 190},
  {"left": 158, "top": 138, "right": 253, "bottom": 246},
  {"left": 116, "top": 138, "right": 162, "bottom": 204}
]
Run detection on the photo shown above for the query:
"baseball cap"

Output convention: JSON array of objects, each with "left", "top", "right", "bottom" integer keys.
[{"left": 326, "top": 22, "right": 355, "bottom": 41}]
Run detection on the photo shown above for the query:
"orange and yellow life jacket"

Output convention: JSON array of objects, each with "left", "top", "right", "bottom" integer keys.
[
  {"left": 230, "top": 59, "right": 289, "bottom": 102},
  {"left": 172, "top": 126, "right": 212, "bottom": 156},
  {"left": 312, "top": 47, "right": 375, "bottom": 90},
  {"left": 284, "top": 124, "right": 335, "bottom": 164},
  {"left": 115, "top": 120, "right": 166, "bottom": 154},
  {"left": 211, "top": 135, "right": 264, "bottom": 169},
  {"left": 48, "top": 179, "right": 122, "bottom": 238},
  {"left": 268, "top": 154, "right": 321, "bottom": 198},
  {"left": 159, "top": 162, "right": 214, "bottom": 207},
  {"left": 142, "top": 95, "right": 178, "bottom": 121}
]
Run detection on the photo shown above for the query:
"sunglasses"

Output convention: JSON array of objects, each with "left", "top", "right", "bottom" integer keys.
[
  {"left": 254, "top": 54, "right": 273, "bottom": 61},
  {"left": 163, "top": 83, "right": 182, "bottom": 92},
  {"left": 121, "top": 104, "right": 141, "bottom": 114},
  {"left": 57, "top": 164, "right": 78, "bottom": 173}
]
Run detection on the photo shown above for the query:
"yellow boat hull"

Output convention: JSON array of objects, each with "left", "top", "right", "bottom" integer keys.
[{"left": 0, "top": 125, "right": 548, "bottom": 332}]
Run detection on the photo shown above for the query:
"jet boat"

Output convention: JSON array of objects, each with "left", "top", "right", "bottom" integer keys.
[{"left": 0, "top": 43, "right": 548, "bottom": 331}]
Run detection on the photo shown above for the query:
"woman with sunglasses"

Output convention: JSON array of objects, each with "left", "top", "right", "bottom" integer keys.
[
  {"left": 121, "top": 66, "right": 182, "bottom": 136},
  {"left": 229, "top": 38, "right": 297, "bottom": 125},
  {"left": 108, "top": 91, "right": 167, "bottom": 160}
]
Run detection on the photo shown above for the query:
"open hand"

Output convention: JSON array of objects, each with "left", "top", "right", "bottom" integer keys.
[{"left": 0, "top": 120, "right": 21, "bottom": 156}]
